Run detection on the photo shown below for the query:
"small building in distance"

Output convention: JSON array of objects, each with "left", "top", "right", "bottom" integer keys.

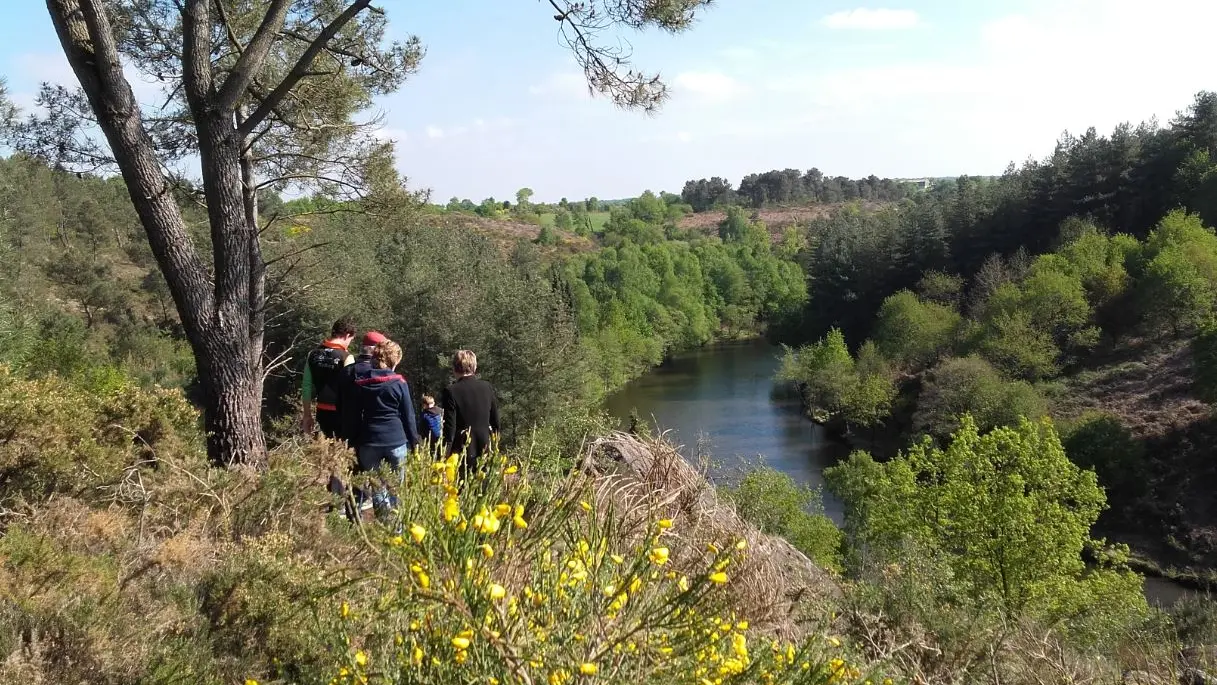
[{"left": 898, "top": 177, "right": 934, "bottom": 190}]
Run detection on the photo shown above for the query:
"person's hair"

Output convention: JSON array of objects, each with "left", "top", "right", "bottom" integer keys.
[
  {"left": 331, "top": 317, "right": 357, "bottom": 339},
  {"left": 422, "top": 394, "right": 435, "bottom": 405},
  {"left": 452, "top": 349, "right": 477, "bottom": 375},
  {"left": 373, "top": 340, "right": 402, "bottom": 369}
]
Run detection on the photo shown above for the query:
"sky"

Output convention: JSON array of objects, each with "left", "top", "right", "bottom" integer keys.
[{"left": 2, "top": 0, "right": 1216, "bottom": 203}]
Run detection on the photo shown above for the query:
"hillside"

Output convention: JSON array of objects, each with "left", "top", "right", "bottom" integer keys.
[
  {"left": 677, "top": 202, "right": 890, "bottom": 234},
  {"left": 1054, "top": 341, "right": 1217, "bottom": 576}
]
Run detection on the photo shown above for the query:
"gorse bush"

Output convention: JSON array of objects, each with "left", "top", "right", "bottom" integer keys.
[
  {"left": 0, "top": 365, "right": 200, "bottom": 507},
  {"left": 314, "top": 450, "right": 881, "bottom": 685}
]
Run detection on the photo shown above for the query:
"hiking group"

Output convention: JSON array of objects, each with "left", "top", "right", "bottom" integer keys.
[{"left": 300, "top": 318, "right": 500, "bottom": 518}]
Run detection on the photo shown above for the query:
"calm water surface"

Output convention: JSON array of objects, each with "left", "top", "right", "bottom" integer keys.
[{"left": 604, "top": 340, "right": 848, "bottom": 521}]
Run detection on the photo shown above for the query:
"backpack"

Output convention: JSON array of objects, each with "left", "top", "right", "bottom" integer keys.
[{"left": 307, "top": 345, "right": 348, "bottom": 408}]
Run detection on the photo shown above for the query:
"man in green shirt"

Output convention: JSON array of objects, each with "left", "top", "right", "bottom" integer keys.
[{"left": 301, "top": 318, "right": 356, "bottom": 437}]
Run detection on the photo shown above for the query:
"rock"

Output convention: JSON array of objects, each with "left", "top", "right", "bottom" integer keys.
[
  {"left": 1182, "top": 646, "right": 1217, "bottom": 670},
  {"left": 1123, "top": 670, "right": 1167, "bottom": 685},
  {"left": 1180, "top": 668, "right": 1217, "bottom": 685},
  {"left": 581, "top": 432, "right": 842, "bottom": 638}
]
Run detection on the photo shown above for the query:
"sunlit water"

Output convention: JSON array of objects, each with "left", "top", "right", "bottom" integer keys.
[{"left": 604, "top": 340, "right": 848, "bottom": 522}]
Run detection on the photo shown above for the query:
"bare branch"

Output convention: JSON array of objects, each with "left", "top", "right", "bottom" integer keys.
[
  {"left": 216, "top": 0, "right": 293, "bottom": 111},
  {"left": 238, "top": 0, "right": 373, "bottom": 137},
  {"left": 262, "top": 241, "right": 333, "bottom": 268}
]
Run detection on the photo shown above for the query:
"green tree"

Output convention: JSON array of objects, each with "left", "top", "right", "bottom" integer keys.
[
  {"left": 535, "top": 224, "right": 558, "bottom": 246},
  {"left": 912, "top": 355, "right": 1047, "bottom": 438},
  {"left": 1192, "top": 323, "right": 1217, "bottom": 403},
  {"left": 841, "top": 340, "right": 896, "bottom": 428},
  {"left": 724, "top": 467, "right": 842, "bottom": 571},
  {"left": 872, "top": 290, "right": 960, "bottom": 368},
  {"left": 1059, "top": 412, "right": 1147, "bottom": 511},
  {"left": 827, "top": 416, "right": 1145, "bottom": 633},
  {"left": 514, "top": 187, "right": 535, "bottom": 215},
  {"left": 18, "top": 0, "right": 717, "bottom": 466},
  {"left": 717, "top": 205, "right": 749, "bottom": 242},
  {"left": 554, "top": 209, "right": 574, "bottom": 232},
  {"left": 776, "top": 329, "right": 854, "bottom": 424},
  {"left": 915, "top": 270, "right": 964, "bottom": 307}
]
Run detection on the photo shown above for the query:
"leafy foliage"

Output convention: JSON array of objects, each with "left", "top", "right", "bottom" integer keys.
[
  {"left": 912, "top": 356, "right": 1047, "bottom": 438},
  {"left": 827, "top": 416, "right": 1147, "bottom": 646},
  {"left": 723, "top": 467, "right": 842, "bottom": 572}
]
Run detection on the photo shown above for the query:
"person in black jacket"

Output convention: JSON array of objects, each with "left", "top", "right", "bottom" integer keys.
[
  {"left": 339, "top": 329, "right": 388, "bottom": 445},
  {"left": 441, "top": 349, "right": 500, "bottom": 474},
  {"left": 353, "top": 339, "right": 420, "bottom": 512},
  {"left": 330, "top": 329, "right": 388, "bottom": 519}
]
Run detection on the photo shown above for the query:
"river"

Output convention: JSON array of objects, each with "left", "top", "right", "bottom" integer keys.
[
  {"left": 604, "top": 340, "right": 848, "bottom": 521},
  {"left": 604, "top": 339, "right": 1203, "bottom": 607}
]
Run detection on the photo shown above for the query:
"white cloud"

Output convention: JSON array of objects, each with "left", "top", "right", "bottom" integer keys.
[
  {"left": 425, "top": 125, "right": 445, "bottom": 139},
  {"left": 673, "top": 71, "right": 747, "bottom": 102},
  {"left": 820, "top": 8, "right": 921, "bottom": 30}
]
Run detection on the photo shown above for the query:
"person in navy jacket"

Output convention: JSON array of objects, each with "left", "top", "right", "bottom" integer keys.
[{"left": 352, "top": 339, "right": 419, "bottom": 511}]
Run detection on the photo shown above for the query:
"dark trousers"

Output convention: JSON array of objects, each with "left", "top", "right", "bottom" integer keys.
[{"left": 317, "top": 410, "right": 353, "bottom": 513}]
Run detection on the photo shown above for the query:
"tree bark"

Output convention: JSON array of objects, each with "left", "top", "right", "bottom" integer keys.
[{"left": 47, "top": 0, "right": 266, "bottom": 466}]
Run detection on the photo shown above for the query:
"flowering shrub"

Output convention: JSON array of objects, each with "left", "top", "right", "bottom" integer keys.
[{"left": 306, "top": 450, "right": 888, "bottom": 685}]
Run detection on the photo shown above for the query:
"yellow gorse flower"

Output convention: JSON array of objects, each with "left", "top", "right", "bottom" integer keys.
[
  {"left": 648, "top": 547, "right": 670, "bottom": 565},
  {"left": 479, "top": 543, "right": 494, "bottom": 558},
  {"left": 708, "top": 571, "right": 728, "bottom": 584},
  {"left": 354, "top": 650, "right": 368, "bottom": 666},
  {"left": 472, "top": 507, "right": 502, "bottom": 534},
  {"left": 443, "top": 496, "right": 460, "bottom": 522},
  {"left": 409, "top": 523, "right": 427, "bottom": 543},
  {"left": 489, "top": 583, "right": 507, "bottom": 600},
  {"left": 451, "top": 636, "right": 471, "bottom": 650},
  {"left": 512, "top": 505, "right": 528, "bottom": 529},
  {"left": 494, "top": 503, "right": 512, "bottom": 517},
  {"left": 657, "top": 518, "right": 673, "bottom": 529},
  {"left": 579, "top": 662, "right": 599, "bottom": 675}
]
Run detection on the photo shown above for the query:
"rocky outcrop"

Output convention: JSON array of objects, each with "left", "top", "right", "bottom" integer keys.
[{"left": 580, "top": 432, "right": 841, "bottom": 639}]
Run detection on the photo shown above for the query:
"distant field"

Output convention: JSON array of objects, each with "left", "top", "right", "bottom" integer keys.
[{"left": 538, "top": 211, "right": 611, "bottom": 233}]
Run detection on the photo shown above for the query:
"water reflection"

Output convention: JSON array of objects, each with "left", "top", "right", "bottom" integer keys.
[{"left": 604, "top": 340, "right": 848, "bottom": 521}]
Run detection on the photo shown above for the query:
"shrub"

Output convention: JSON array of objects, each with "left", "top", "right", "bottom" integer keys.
[
  {"left": 0, "top": 385, "right": 892, "bottom": 684},
  {"left": 912, "top": 356, "right": 1047, "bottom": 438},
  {"left": 723, "top": 466, "right": 843, "bottom": 572},
  {"left": 0, "top": 367, "right": 201, "bottom": 507},
  {"left": 1059, "top": 412, "right": 1147, "bottom": 509}
]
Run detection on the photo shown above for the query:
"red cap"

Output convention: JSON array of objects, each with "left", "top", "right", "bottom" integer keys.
[{"left": 362, "top": 330, "right": 388, "bottom": 346}]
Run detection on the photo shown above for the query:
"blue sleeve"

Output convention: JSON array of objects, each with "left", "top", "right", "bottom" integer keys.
[{"left": 400, "top": 381, "right": 421, "bottom": 449}]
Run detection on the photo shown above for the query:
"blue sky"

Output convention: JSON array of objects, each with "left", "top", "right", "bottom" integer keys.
[{"left": 3, "top": 0, "right": 1215, "bottom": 202}]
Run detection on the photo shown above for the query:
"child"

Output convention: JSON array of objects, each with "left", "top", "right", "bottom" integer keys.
[{"left": 420, "top": 394, "right": 443, "bottom": 444}]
